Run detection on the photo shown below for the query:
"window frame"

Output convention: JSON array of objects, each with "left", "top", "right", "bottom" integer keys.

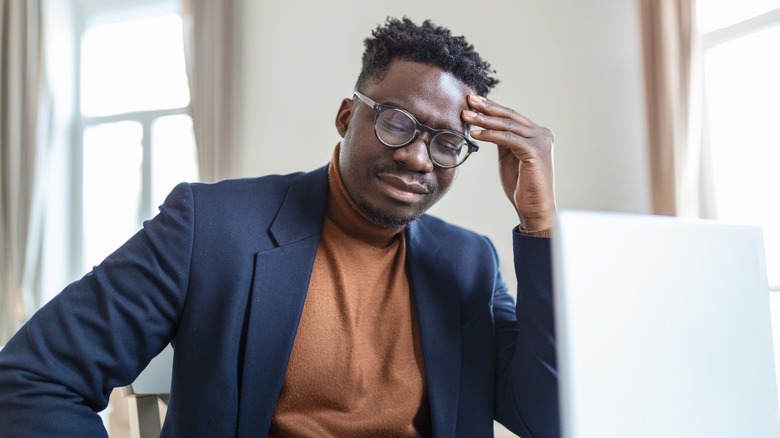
[
  {"left": 698, "top": 5, "right": 780, "bottom": 292},
  {"left": 71, "top": 0, "right": 192, "bottom": 275}
]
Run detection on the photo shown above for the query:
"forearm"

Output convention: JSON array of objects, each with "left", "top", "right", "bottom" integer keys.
[
  {"left": 0, "top": 337, "right": 109, "bottom": 437},
  {"left": 495, "top": 230, "right": 559, "bottom": 438},
  {"left": 0, "top": 182, "right": 195, "bottom": 436}
]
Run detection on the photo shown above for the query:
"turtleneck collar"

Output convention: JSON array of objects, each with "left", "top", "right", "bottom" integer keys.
[{"left": 326, "top": 144, "right": 405, "bottom": 247}]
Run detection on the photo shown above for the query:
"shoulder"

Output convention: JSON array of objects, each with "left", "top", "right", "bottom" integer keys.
[
  {"left": 182, "top": 165, "right": 328, "bottom": 213},
  {"left": 412, "top": 214, "right": 496, "bottom": 258},
  {"left": 409, "top": 214, "right": 504, "bottom": 309},
  {"left": 415, "top": 214, "right": 488, "bottom": 241},
  {"left": 189, "top": 171, "right": 308, "bottom": 204},
  {"left": 157, "top": 166, "right": 328, "bottom": 240}
]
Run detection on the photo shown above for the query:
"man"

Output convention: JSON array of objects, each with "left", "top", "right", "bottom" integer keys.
[{"left": 0, "top": 17, "right": 559, "bottom": 437}]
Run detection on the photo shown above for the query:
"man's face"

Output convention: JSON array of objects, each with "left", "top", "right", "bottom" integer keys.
[{"left": 335, "top": 59, "right": 475, "bottom": 227}]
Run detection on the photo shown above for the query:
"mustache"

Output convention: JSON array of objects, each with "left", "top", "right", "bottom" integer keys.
[{"left": 368, "top": 163, "right": 436, "bottom": 193}]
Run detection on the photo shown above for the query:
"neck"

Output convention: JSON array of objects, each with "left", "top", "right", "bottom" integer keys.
[{"left": 326, "top": 145, "right": 404, "bottom": 247}]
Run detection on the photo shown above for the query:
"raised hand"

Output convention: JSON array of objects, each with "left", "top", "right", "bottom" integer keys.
[{"left": 463, "top": 95, "right": 556, "bottom": 232}]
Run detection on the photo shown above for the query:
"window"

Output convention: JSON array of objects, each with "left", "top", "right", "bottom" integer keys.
[
  {"left": 76, "top": 0, "right": 198, "bottom": 271},
  {"left": 696, "top": 0, "right": 780, "bottom": 399}
]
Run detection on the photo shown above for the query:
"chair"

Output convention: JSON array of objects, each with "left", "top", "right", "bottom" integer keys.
[{"left": 121, "top": 344, "right": 174, "bottom": 438}]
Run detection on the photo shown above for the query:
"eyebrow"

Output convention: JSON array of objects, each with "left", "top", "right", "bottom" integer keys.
[{"left": 380, "top": 100, "right": 469, "bottom": 135}]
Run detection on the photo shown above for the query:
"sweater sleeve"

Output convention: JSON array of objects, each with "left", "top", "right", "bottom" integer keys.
[
  {"left": 0, "top": 182, "right": 195, "bottom": 437},
  {"left": 494, "top": 230, "right": 560, "bottom": 438}
]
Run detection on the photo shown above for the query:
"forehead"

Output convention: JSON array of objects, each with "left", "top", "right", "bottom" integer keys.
[{"left": 362, "top": 59, "right": 474, "bottom": 129}]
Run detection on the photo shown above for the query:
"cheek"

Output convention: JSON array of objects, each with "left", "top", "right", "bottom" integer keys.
[
  {"left": 436, "top": 169, "right": 459, "bottom": 195},
  {"left": 341, "top": 117, "right": 378, "bottom": 163},
  {"left": 338, "top": 144, "right": 360, "bottom": 188},
  {"left": 338, "top": 133, "right": 376, "bottom": 194},
  {"left": 339, "top": 123, "right": 365, "bottom": 169}
]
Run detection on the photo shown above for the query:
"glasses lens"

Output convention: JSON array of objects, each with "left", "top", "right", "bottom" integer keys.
[
  {"left": 430, "top": 133, "right": 469, "bottom": 167},
  {"left": 375, "top": 109, "right": 415, "bottom": 146}
]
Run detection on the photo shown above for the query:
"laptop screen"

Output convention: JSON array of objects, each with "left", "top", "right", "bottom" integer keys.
[{"left": 552, "top": 210, "right": 780, "bottom": 438}]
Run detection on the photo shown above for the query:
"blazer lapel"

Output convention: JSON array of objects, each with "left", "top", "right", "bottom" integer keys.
[
  {"left": 235, "top": 166, "right": 464, "bottom": 437},
  {"left": 236, "top": 166, "right": 328, "bottom": 437},
  {"left": 406, "top": 219, "right": 463, "bottom": 438}
]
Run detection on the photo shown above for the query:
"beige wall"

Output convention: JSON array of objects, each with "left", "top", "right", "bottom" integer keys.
[{"left": 233, "top": 0, "right": 651, "bottom": 291}]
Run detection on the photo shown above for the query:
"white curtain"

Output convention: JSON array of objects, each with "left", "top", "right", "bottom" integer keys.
[
  {"left": 639, "top": 0, "right": 712, "bottom": 217},
  {"left": 0, "top": 0, "right": 47, "bottom": 344},
  {"left": 181, "top": 0, "right": 238, "bottom": 182}
]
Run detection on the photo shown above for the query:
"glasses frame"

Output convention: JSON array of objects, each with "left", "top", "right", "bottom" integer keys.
[{"left": 352, "top": 91, "right": 479, "bottom": 169}]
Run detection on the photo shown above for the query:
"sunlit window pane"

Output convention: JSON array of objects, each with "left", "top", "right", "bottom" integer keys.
[
  {"left": 697, "top": 1, "right": 780, "bottom": 33},
  {"left": 81, "top": 14, "right": 190, "bottom": 116},
  {"left": 83, "top": 122, "right": 143, "bottom": 268},
  {"left": 151, "top": 114, "right": 199, "bottom": 211},
  {"left": 771, "top": 293, "right": 780, "bottom": 403},
  {"left": 704, "top": 25, "right": 780, "bottom": 286}
]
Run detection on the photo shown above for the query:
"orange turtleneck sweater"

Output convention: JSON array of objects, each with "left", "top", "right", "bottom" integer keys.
[{"left": 268, "top": 148, "right": 431, "bottom": 437}]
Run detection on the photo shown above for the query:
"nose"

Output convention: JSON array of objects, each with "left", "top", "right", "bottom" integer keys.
[{"left": 392, "top": 134, "right": 434, "bottom": 173}]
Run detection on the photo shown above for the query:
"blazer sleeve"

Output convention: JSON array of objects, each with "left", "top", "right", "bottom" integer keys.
[
  {"left": 0, "top": 182, "right": 195, "bottom": 437},
  {"left": 494, "top": 230, "right": 560, "bottom": 438}
]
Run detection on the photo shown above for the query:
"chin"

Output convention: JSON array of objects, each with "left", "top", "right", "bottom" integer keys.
[{"left": 357, "top": 200, "right": 422, "bottom": 228}]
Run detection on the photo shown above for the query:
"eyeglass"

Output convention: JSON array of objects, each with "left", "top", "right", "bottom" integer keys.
[{"left": 353, "top": 91, "right": 479, "bottom": 169}]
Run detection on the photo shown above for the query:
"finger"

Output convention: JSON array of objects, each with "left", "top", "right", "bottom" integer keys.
[
  {"left": 470, "top": 128, "right": 529, "bottom": 147},
  {"left": 467, "top": 94, "right": 535, "bottom": 127},
  {"left": 471, "top": 126, "right": 554, "bottom": 159},
  {"left": 464, "top": 110, "right": 536, "bottom": 138}
]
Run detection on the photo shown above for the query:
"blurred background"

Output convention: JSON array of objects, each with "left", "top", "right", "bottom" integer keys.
[{"left": 2, "top": 0, "right": 779, "bottom": 436}]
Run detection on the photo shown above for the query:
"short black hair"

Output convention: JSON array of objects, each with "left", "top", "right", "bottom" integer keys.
[{"left": 356, "top": 17, "right": 500, "bottom": 96}]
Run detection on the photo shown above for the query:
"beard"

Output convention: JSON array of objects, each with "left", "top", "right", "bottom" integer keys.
[
  {"left": 356, "top": 162, "right": 437, "bottom": 228},
  {"left": 355, "top": 199, "right": 418, "bottom": 228}
]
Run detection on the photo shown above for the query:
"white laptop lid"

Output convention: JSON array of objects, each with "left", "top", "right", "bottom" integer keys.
[{"left": 552, "top": 210, "right": 780, "bottom": 438}]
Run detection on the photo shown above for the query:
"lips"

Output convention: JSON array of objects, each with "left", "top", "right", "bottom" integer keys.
[{"left": 377, "top": 173, "right": 431, "bottom": 202}]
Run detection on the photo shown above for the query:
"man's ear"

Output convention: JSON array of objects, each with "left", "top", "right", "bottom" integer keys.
[{"left": 335, "top": 98, "right": 354, "bottom": 137}]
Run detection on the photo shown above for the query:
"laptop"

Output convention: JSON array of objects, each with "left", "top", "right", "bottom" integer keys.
[{"left": 552, "top": 210, "right": 780, "bottom": 438}]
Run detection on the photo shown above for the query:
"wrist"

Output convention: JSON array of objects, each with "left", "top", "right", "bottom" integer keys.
[
  {"left": 518, "top": 212, "right": 555, "bottom": 233},
  {"left": 516, "top": 226, "right": 552, "bottom": 237}
]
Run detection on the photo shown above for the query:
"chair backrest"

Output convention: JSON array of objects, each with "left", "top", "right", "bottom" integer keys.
[{"left": 121, "top": 344, "right": 174, "bottom": 438}]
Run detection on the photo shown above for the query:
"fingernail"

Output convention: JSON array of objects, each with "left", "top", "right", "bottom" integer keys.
[
  {"left": 470, "top": 129, "right": 483, "bottom": 136},
  {"left": 463, "top": 110, "right": 477, "bottom": 118}
]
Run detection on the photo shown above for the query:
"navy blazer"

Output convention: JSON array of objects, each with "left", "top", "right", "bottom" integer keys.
[{"left": 0, "top": 165, "right": 559, "bottom": 437}]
